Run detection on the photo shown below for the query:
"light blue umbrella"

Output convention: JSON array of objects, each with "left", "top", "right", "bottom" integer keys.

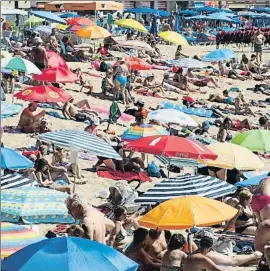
[
  {"left": 194, "top": 6, "right": 220, "bottom": 13},
  {"left": 29, "top": 10, "right": 67, "bottom": 24},
  {"left": 33, "top": 25, "right": 52, "bottom": 34},
  {"left": 2, "top": 237, "right": 139, "bottom": 271},
  {"left": 179, "top": 10, "right": 199, "bottom": 16},
  {"left": 1, "top": 102, "right": 23, "bottom": 119},
  {"left": 125, "top": 7, "right": 169, "bottom": 17},
  {"left": 202, "top": 48, "right": 236, "bottom": 62},
  {"left": 235, "top": 12, "right": 264, "bottom": 17},
  {"left": 205, "top": 14, "right": 233, "bottom": 22},
  {"left": 1, "top": 147, "right": 34, "bottom": 170},
  {"left": 236, "top": 172, "right": 269, "bottom": 187},
  {"left": 209, "top": 12, "right": 235, "bottom": 18},
  {"left": 59, "top": 12, "right": 79, "bottom": 18},
  {"left": 186, "top": 15, "right": 208, "bottom": 21}
]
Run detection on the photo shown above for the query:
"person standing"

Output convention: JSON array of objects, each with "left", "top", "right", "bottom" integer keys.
[
  {"left": 31, "top": 39, "right": 48, "bottom": 70},
  {"left": 254, "top": 30, "right": 266, "bottom": 62}
]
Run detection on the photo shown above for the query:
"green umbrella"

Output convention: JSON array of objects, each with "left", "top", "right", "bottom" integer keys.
[
  {"left": 231, "top": 129, "right": 270, "bottom": 152},
  {"left": 24, "top": 16, "right": 44, "bottom": 25}
]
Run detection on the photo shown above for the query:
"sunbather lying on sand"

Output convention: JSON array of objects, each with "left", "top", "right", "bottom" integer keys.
[{"left": 209, "top": 90, "right": 234, "bottom": 105}]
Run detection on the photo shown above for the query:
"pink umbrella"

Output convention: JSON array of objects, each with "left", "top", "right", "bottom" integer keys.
[{"left": 46, "top": 50, "right": 68, "bottom": 69}]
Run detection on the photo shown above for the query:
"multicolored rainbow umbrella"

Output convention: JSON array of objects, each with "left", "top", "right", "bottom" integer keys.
[
  {"left": 1, "top": 222, "right": 46, "bottom": 258},
  {"left": 122, "top": 124, "right": 169, "bottom": 141}
]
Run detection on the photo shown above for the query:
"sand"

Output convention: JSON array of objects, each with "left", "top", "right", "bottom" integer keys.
[{"left": 2, "top": 43, "right": 270, "bottom": 271}]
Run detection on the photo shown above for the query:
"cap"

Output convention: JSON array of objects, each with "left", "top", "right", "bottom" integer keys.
[{"left": 29, "top": 102, "right": 38, "bottom": 109}]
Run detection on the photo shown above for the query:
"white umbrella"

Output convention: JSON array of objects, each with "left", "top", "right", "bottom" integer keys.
[
  {"left": 119, "top": 40, "right": 154, "bottom": 52},
  {"left": 167, "top": 58, "right": 208, "bottom": 69},
  {"left": 149, "top": 109, "right": 198, "bottom": 127}
]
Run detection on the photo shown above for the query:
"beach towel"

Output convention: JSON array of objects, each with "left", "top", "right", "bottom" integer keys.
[
  {"left": 3, "top": 126, "right": 23, "bottom": 134},
  {"left": 97, "top": 171, "right": 152, "bottom": 182},
  {"left": 38, "top": 103, "right": 61, "bottom": 110},
  {"left": 46, "top": 111, "right": 65, "bottom": 119}
]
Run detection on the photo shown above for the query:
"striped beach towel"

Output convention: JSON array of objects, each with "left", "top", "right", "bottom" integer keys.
[{"left": 1, "top": 174, "right": 37, "bottom": 190}]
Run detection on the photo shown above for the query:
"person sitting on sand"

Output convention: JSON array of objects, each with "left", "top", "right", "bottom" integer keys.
[
  {"left": 175, "top": 45, "right": 188, "bottom": 60},
  {"left": 218, "top": 61, "right": 246, "bottom": 81},
  {"left": 66, "top": 194, "right": 115, "bottom": 244},
  {"left": 248, "top": 54, "right": 261, "bottom": 74},
  {"left": 217, "top": 117, "right": 232, "bottom": 142},
  {"left": 235, "top": 92, "right": 255, "bottom": 116},
  {"left": 187, "top": 69, "right": 219, "bottom": 88},
  {"left": 209, "top": 90, "right": 234, "bottom": 105},
  {"left": 161, "top": 234, "right": 187, "bottom": 271},
  {"left": 18, "top": 102, "right": 48, "bottom": 133}
]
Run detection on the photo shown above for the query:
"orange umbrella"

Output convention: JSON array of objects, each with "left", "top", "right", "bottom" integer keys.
[
  {"left": 66, "top": 17, "right": 94, "bottom": 26},
  {"left": 76, "top": 26, "right": 111, "bottom": 39},
  {"left": 139, "top": 196, "right": 237, "bottom": 230}
]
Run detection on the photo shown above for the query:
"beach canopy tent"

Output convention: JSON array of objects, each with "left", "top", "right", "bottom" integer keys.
[
  {"left": 236, "top": 172, "right": 269, "bottom": 188},
  {"left": 179, "top": 10, "right": 199, "bottom": 16},
  {"left": 139, "top": 196, "right": 237, "bottom": 230},
  {"left": 1, "top": 102, "right": 23, "bottom": 119},
  {"left": 2, "top": 237, "right": 138, "bottom": 271},
  {"left": 1, "top": 222, "right": 46, "bottom": 259},
  {"left": 124, "top": 7, "right": 170, "bottom": 17},
  {"left": 202, "top": 48, "right": 236, "bottom": 62},
  {"left": 1, "top": 187, "right": 74, "bottom": 224},
  {"left": 1, "top": 173, "right": 37, "bottom": 190},
  {"left": 29, "top": 10, "right": 67, "bottom": 24},
  {"left": 135, "top": 174, "right": 237, "bottom": 205}
]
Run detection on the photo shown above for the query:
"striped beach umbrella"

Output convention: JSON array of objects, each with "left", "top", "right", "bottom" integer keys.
[
  {"left": 135, "top": 174, "right": 236, "bottom": 205},
  {"left": 1, "top": 174, "right": 38, "bottom": 190},
  {"left": 38, "top": 130, "right": 121, "bottom": 160},
  {"left": 1, "top": 222, "right": 46, "bottom": 258},
  {"left": 1, "top": 187, "right": 74, "bottom": 224}
]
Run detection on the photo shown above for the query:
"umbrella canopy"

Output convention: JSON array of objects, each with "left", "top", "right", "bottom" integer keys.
[
  {"left": 159, "top": 31, "right": 188, "bottom": 46},
  {"left": 205, "top": 14, "right": 233, "bottom": 22},
  {"left": 29, "top": 10, "right": 67, "bottom": 24},
  {"left": 186, "top": 15, "right": 209, "bottom": 20},
  {"left": 24, "top": 16, "right": 44, "bottom": 25},
  {"left": 1, "top": 148, "right": 34, "bottom": 170},
  {"left": 195, "top": 6, "right": 220, "bottom": 13},
  {"left": 15, "top": 85, "right": 72, "bottom": 103},
  {"left": 2, "top": 237, "right": 138, "bottom": 271},
  {"left": 136, "top": 174, "right": 237, "bottom": 205},
  {"left": 33, "top": 25, "right": 52, "bottom": 34},
  {"left": 65, "top": 24, "right": 83, "bottom": 32},
  {"left": 1, "top": 173, "right": 37, "bottom": 190},
  {"left": 38, "top": 130, "right": 121, "bottom": 160},
  {"left": 179, "top": 10, "right": 199, "bottom": 16},
  {"left": 209, "top": 12, "right": 235, "bottom": 17},
  {"left": 1, "top": 187, "right": 74, "bottom": 224},
  {"left": 236, "top": 172, "right": 269, "bottom": 187},
  {"left": 231, "top": 130, "right": 270, "bottom": 152},
  {"left": 119, "top": 40, "right": 154, "bottom": 52},
  {"left": 56, "top": 23, "right": 69, "bottom": 30},
  {"left": 202, "top": 48, "right": 236, "bottom": 62},
  {"left": 76, "top": 26, "right": 111, "bottom": 39},
  {"left": 1, "top": 102, "right": 23, "bottom": 119},
  {"left": 139, "top": 196, "right": 237, "bottom": 230},
  {"left": 33, "top": 68, "right": 78, "bottom": 83},
  {"left": 166, "top": 58, "right": 207, "bottom": 69},
  {"left": 122, "top": 124, "right": 169, "bottom": 142},
  {"left": 125, "top": 7, "right": 169, "bottom": 17},
  {"left": 59, "top": 12, "right": 79, "bottom": 18},
  {"left": 1, "top": 222, "right": 46, "bottom": 259},
  {"left": 67, "top": 17, "right": 95, "bottom": 26},
  {"left": 124, "top": 56, "right": 152, "bottom": 71},
  {"left": 1, "top": 57, "right": 41, "bottom": 74},
  {"left": 115, "top": 19, "right": 148, "bottom": 33},
  {"left": 201, "top": 143, "right": 264, "bottom": 170},
  {"left": 148, "top": 109, "right": 198, "bottom": 127},
  {"left": 47, "top": 50, "right": 68, "bottom": 69},
  {"left": 125, "top": 135, "right": 218, "bottom": 160}
]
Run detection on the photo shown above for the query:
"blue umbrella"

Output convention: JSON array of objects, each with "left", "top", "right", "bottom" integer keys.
[
  {"left": 205, "top": 14, "right": 234, "bottom": 22},
  {"left": 29, "top": 11, "right": 67, "bottom": 24},
  {"left": 33, "top": 25, "right": 52, "bottom": 34},
  {"left": 202, "top": 48, "right": 236, "bottom": 62},
  {"left": 59, "top": 12, "right": 79, "bottom": 18},
  {"left": 150, "top": 15, "right": 158, "bottom": 36},
  {"left": 1, "top": 147, "right": 34, "bottom": 170},
  {"left": 174, "top": 14, "right": 181, "bottom": 32},
  {"left": 2, "top": 237, "right": 139, "bottom": 271},
  {"left": 235, "top": 12, "right": 264, "bottom": 17},
  {"left": 186, "top": 15, "right": 208, "bottom": 21},
  {"left": 1, "top": 102, "right": 23, "bottom": 119},
  {"left": 209, "top": 12, "right": 235, "bottom": 18},
  {"left": 179, "top": 10, "right": 199, "bottom": 16},
  {"left": 236, "top": 172, "right": 269, "bottom": 187},
  {"left": 125, "top": 7, "right": 169, "bottom": 17},
  {"left": 194, "top": 6, "right": 220, "bottom": 13},
  {"left": 232, "top": 18, "right": 245, "bottom": 25}
]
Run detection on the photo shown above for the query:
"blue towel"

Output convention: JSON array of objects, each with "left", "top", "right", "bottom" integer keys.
[
  {"left": 46, "top": 111, "right": 65, "bottom": 119},
  {"left": 38, "top": 103, "right": 61, "bottom": 110}
]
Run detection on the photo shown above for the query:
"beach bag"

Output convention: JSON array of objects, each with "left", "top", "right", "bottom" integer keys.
[
  {"left": 147, "top": 162, "right": 161, "bottom": 178},
  {"left": 99, "top": 61, "right": 108, "bottom": 72}
]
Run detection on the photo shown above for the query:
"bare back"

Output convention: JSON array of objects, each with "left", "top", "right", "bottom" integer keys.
[
  {"left": 162, "top": 249, "right": 187, "bottom": 270},
  {"left": 255, "top": 219, "right": 270, "bottom": 252},
  {"left": 145, "top": 232, "right": 168, "bottom": 260}
]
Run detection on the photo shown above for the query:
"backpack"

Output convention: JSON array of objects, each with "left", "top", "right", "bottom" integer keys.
[
  {"left": 99, "top": 61, "right": 108, "bottom": 72},
  {"left": 147, "top": 162, "right": 161, "bottom": 178}
]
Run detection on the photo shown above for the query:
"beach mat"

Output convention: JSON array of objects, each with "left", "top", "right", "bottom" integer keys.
[{"left": 97, "top": 171, "right": 152, "bottom": 182}]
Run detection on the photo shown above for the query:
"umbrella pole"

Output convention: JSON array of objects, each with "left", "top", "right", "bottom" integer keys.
[
  {"left": 187, "top": 230, "right": 192, "bottom": 253},
  {"left": 73, "top": 164, "right": 77, "bottom": 193},
  {"left": 168, "top": 159, "right": 171, "bottom": 178}
]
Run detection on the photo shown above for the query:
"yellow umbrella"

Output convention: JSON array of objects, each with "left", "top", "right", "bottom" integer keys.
[
  {"left": 115, "top": 19, "right": 148, "bottom": 33},
  {"left": 56, "top": 24, "right": 68, "bottom": 31},
  {"left": 200, "top": 143, "right": 264, "bottom": 170},
  {"left": 139, "top": 196, "right": 237, "bottom": 230},
  {"left": 158, "top": 31, "right": 189, "bottom": 46},
  {"left": 24, "top": 16, "right": 44, "bottom": 25},
  {"left": 76, "top": 26, "right": 111, "bottom": 39}
]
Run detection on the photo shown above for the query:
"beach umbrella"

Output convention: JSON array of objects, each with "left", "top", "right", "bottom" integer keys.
[
  {"left": 186, "top": 15, "right": 209, "bottom": 20},
  {"left": 236, "top": 172, "right": 269, "bottom": 187},
  {"left": 148, "top": 109, "right": 198, "bottom": 127},
  {"left": 124, "top": 56, "right": 152, "bottom": 71},
  {"left": 1, "top": 222, "right": 46, "bottom": 259},
  {"left": 195, "top": 6, "right": 220, "bottom": 13},
  {"left": 166, "top": 58, "right": 207, "bottom": 69},
  {"left": 1, "top": 187, "right": 74, "bottom": 224},
  {"left": 59, "top": 12, "right": 79, "bottom": 18},
  {"left": 135, "top": 174, "right": 237, "bottom": 205},
  {"left": 179, "top": 10, "right": 199, "bottom": 16},
  {"left": 158, "top": 31, "right": 188, "bottom": 46},
  {"left": 46, "top": 51, "right": 68, "bottom": 69},
  {"left": 24, "top": 16, "right": 44, "bottom": 25},
  {"left": 205, "top": 14, "right": 233, "bottom": 22},
  {"left": 65, "top": 24, "right": 84, "bottom": 32},
  {"left": 119, "top": 40, "right": 154, "bottom": 52},
  {"left": 56, "top": 23, "right": 69, "bottom": 30},
  {"left": 2, "top": 237, "right": 138, "bottom": 271},
  {"left": 1, "top": 57, "right": 41, "bottom": 74},
  {"left": 38, "top": 130, "right": 122, "bottom": 160},
  {"left": 67, "top": 17, "right": 95, "bottom": 26},
  {"left": 208, "top": 12, "right": 235, "bottom": 18},
  {"left": 125, "top": 7, "right": 169, "bottom": 17},
  {"left": 15, "top": 85, "right": 72, "bottom": 103},
  {"left": 150, "top": 15, "right": 158, "bottom": 36},
  {"left": 115, "top": 19, "right": 148, "bottom": 33},
  {"left": 139, "top": 196, "right": 237, "bottom": 230},
  {"left": 202, "top": 48, "right": 236, "bottom": 62},
  {"left": 33, "top": 25, "right": 52, "bottom": 34},
  {"left": 200, "top": 143, "right": 264, "bottom": 170},
  {"left": 1, "top": 173, "right": 37, "bottom": 190},
  {"left": 122, "top": 124, "right": 169, "bottom": 142},
  {"left": 231, "top": 130, "right": 270, "bottom": 152},
  {"left": 1, "top": 147, "right": 34, "bottom": 170},
  {"left": 1, "top": 102, "right": 23, "bottom": 119},
  {"left": 76, "top": 26, "right": 111, "bottom": 39},
  {"left": 33, "top": 68, "right": 79, "bottom": 83},
  {"left": 29, "top": 10, "right": 67, "bottom": 25},
  {"left": 125, "top": 135, "right": 218, "bottom": 160}
]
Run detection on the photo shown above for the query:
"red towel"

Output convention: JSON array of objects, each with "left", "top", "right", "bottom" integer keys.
[{"left": 97, "top": 171, "right": 152, "bottom": 182}]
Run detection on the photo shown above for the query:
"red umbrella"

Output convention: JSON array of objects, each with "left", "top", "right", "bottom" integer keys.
[
  {"left": 66, "top": 17, "right": 95, "bottom": 26},
  {"left": 15, "top": 85, "right": 72, "bottom": 103},
  {"left": 125, "top": 135, "right": 218, "bottom": 160},
  {"left": 125, "top": 56, "right": 152, "bottom": 71},
  {"left": 46, "top": 50, "right": 68, "bottom": 69},
  {"left": 33, "top": 68, "right": 79, "bottom": 83}
]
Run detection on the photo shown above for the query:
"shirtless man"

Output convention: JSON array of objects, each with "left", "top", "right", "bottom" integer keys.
[
  {"left": 235, "top": 92, "right": 255, "bottom": 117},
  {"left": 31, "top": 40, "right": 48, "bottom": 70},
  {"left": 259, "top": 116, "right": 270, "bottom": 130},
  {"left": 254, "top": 30, "right": 266, "bottom": 63},
  {"left": 66, "top": 194, "right": 114, "bottom": 244},
  {"left": 18, "top": 102, "right": 47, "bottom": 133},
  {"left": 145, "top": 229, "right": 168, "bottom": 261}
]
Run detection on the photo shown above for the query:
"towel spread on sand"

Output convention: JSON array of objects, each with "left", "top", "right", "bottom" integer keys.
[{"left": 97, "top": 171, "right": 152, "bottom": 182}]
